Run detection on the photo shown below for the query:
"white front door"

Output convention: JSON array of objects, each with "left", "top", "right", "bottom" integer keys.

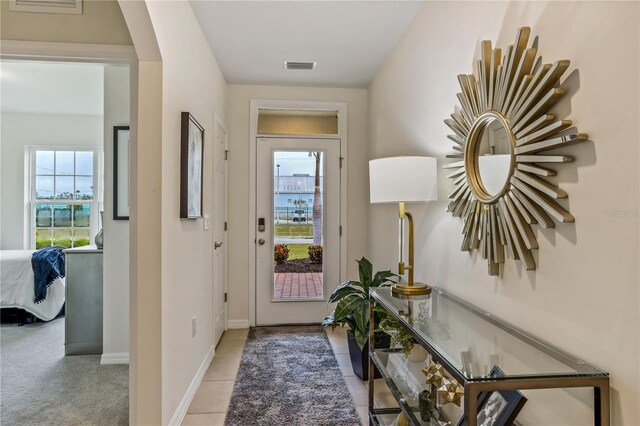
[
  {"left": 213, "top": 118, "right": 228, "bottom": 345},
  {"left": 256, "top": 137, "right": 341, "bottom": 325}
]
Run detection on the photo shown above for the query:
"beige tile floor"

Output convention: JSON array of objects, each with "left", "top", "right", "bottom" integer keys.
[
  {"left": 325, "top": 326, "right": 398, "bottom": 425},
  {"left": 182, "top": 326, "right": 396, "bottom": 426},
  {"left": 182, "top": 329, "right": 248, "bottom": 426}
]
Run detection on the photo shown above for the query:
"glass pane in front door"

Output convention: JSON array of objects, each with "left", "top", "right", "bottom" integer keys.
[
  {"left": 273, "top": 151, "right": 324, "bottom": 300},
  {"left": 256, "top": 137, "right": 340, "bottom": 325}
]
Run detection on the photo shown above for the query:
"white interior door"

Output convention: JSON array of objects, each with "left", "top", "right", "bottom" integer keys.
[
  {"left": 256, "top": 137, "right": 341, "bottom": 325},
  {"left": 213, "top": 118, "right": 227, "bottom": 345}
]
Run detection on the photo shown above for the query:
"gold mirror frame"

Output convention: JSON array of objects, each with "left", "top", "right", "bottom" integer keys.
[
  {"left": 445, "top": 27, "right": 588, "bottom": 276},
  {"left": 464, "top": 111, "right": 515, "bottom": 205}
]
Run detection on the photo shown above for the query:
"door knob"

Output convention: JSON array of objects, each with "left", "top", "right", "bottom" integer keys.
[
  {"left": 258, "top": 238, "right": 265, "bottom": 245},
  {"left": 214, "top": 241, "right": 223, "bottom": 249}
]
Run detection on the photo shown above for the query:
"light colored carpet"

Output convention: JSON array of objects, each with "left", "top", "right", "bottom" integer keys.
[
  {"left": 225, "top": 326, "right": 361, "bottom": 426},
  {"left": 1, "top": 318, "right": 128, "bottom": 425}
]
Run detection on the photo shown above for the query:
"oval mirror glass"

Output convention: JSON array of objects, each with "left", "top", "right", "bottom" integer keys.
[{"left": 476, "top": 118, "right": 512, "bottom": 196}]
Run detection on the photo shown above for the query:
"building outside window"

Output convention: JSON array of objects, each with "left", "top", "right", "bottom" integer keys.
[{"left": 29, "top": 148, "right": 102, "bottom": 249}]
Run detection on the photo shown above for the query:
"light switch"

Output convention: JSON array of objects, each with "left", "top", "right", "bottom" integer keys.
[{"left": 203, "top": 213, "right": 210, "bottom": 230}]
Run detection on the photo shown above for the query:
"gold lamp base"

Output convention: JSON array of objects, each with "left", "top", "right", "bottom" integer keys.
[{"left": 392, "top": 282, "right": 432, "bottom": 296}]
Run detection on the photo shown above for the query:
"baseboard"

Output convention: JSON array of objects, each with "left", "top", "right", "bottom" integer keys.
[
  {"left": 227, "top": 319, "right": 249, "bottom": 329},
  {"left": 100, "top": 352, "right": 129, "bottom": 365},
  {"left": 168, "top": 344, "right": 215, "bottom": 426}
]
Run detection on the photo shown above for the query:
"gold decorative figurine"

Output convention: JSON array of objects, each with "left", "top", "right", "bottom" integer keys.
[
  {"left": 421, "top": 360, "right": 447, "bottom": 388},
  {"left": 396, "top": 412, "right": 410, "bottom": 426},
  {"left": 437, "top": 377, "right": 464, "bottom": 407}
]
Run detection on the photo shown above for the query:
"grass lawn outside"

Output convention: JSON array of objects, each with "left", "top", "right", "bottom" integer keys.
[
  {"left": 275, "top": 224, "right": 312, "bottom": 237},
  {"left": 286, "top": 243, "right": 311, "bottom": 260},
  {"left": 35, "top": 228, "right": 91, "bottom": 249}
]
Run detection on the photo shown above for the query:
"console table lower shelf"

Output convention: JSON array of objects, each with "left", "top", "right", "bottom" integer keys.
[
  {"left": 368, "top": 287, "right": 610, "bottom": 426},
  {"left": 370, "top": 409, "right": 404, "bottom": 426}
]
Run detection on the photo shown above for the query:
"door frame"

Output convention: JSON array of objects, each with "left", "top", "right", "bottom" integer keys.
[
  {"left": 256, "top": 137, "right": 341, "bottom": 325},
  {"left": 248, "top": 99, "right": 348, "bottom": 327},
  {"left": 213, "top": 113, "right": 229, "bottom": 338},
  {"left": 0, "top": 38, "right": 145, "bottom": 415}
]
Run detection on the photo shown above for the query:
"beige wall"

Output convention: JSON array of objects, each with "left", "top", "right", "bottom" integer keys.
[
  {"left": 143, "top": 0, "right": 227, "bottom": 423},
  {"left": 368, "top": 1, "right": 639, "bottom": 425},
  {"left": 128, "top": 58, "right": 162, "bottom": 426},
  {"left": 0, "top": 112, "right": 102, "bottom": 249},
  {"left": 226, "top": 85, "right": 368, "bottom": 323},
  {"left": 1, "top": 0, "right": 132, "bottom": 45},
  {"left": 102, "top": 65, "right": 130, "bottom": 362}
]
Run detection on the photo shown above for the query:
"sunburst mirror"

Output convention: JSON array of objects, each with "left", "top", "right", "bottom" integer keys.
[{"left": 444, "top": 27, "right": 587, "bottom": 276}]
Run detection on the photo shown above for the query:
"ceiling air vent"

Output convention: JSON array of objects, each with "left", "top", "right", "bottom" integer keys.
[
  {"left": 9, "top": 0, "right": 82, "bottom": 15},
  {"left": 283, "top": 61, "right": 317, "bottom": 71}
]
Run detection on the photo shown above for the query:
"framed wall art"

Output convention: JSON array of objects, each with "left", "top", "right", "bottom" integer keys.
[
  {"left": 456, "top": 366, "right": 527, "bottom": 426},
  {"left": 113, "top": 125, "right": 130, "bottom": 220},
  {"left": 180, "top": 112, "right": 204, "bottom": 219}
]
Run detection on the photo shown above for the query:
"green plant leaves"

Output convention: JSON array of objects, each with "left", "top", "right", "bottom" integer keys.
[
  {"left": 371, "top": 270, "right": 398, "bottom": 288},
  {"left": 322, "top": 257, "right": 395, "bottom": 349},
  {"left": 335, "top": 280, "right": 365, "bottom": 291},
  {"left": 357, "top": 257, "right": 373, "bottom": 290},
  {"left": 328, "top": 287, "right": 360, "bottom": 304},
  {"left": 376, "top": 314, "right": 416, "bottom": 356},
  {"left": 321, "top": 313, "right": 337, "bottom": 330},
  {"left": 354, "top": 328, "right": 368, "bottom": 350},
  {"left": 328, "top": 282, "right": 365, "bottom": 304},
  {"left": 353, "top": 298, "right": 369, "bottom": 337},
  {"left": 334, "top": 295, "right": 362, "bottom": 323},
  {"left": 343, "top": 315, "right": 356, "bottom": 330}
]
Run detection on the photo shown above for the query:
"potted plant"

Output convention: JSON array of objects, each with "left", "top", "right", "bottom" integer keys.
[
  {"left": 376, "top": 313, "right": 428, "bottom": 363},
  {"left": 322, "top": 257, "right": 398, "bottom": 380}
]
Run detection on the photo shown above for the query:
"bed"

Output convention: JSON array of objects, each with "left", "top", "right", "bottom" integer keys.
[{"left": 0, "top": 250, "right": 65, "bottom": 321}]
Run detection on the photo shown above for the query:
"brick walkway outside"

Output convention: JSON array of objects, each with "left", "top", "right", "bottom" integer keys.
[{"left": 274, "top": 272, "right": 323, "bottom": 299}]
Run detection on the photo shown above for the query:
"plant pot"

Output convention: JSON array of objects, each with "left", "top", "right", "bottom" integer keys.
[
  {"left": 407, "top": 345, "right": 429, "bottom": 363},
  {"left": 346, "top": 330, "right": 391, "bottom": 381}
]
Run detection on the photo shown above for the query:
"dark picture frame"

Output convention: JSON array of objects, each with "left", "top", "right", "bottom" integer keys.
[
  {"left": 180, "top": 112, "right": 204, "bottom": 219},
  {"left": 113, "top": 125, "right": 130, "bottom": 220},
  {"left": 456, "top": 366, "right": 527, "bottom": 426}
]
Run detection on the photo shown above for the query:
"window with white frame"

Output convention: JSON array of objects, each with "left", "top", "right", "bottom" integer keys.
[{"left": 29, "top": 148, "right": 102, "bottom": 249}]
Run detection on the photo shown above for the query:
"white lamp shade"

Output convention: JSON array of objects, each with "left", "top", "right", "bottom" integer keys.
[{"left": 369, "top": 156, "right": 437, "bottom": 204}]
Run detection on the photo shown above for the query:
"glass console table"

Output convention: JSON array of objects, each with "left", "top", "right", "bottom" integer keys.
[{"left": 368, "top": 287, "right": 609, "bottom": 426}]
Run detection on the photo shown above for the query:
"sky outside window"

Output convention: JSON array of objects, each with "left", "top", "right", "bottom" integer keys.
[{"left": 274, "top": 151, "right": 323, "bottom": 176}]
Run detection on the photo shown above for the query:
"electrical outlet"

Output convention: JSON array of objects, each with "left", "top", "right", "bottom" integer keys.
[{"left": 192, "top": 316, "right": 197, "bottom": 337}]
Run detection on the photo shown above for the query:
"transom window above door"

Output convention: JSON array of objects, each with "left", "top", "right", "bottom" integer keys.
[
  {"left": 257, "top": 109, "right": 339, "bottom": 135},
  {"left": 29, "top": 148, "right": 103, "bottom": 249}
]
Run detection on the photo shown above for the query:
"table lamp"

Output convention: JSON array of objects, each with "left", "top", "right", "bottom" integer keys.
[{"left": 369, "top": 156, "right": 437, "bottom": 295}]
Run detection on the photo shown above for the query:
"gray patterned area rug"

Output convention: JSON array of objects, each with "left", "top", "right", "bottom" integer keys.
[{"left": 225, "top": 326, "right": 361, "bottom": 426}]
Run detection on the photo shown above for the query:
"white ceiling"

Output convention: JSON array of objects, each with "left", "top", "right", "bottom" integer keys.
[
  {"left": 0, "top": 61, "right": 104, "bottom": 115},
  {"left": 190, "top": 1, "right": 424, "bottom": 88}
]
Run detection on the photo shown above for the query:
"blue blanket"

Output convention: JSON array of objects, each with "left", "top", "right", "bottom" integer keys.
[{"left": 31, "top": 246, "right": 66, "bottom": 304}]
